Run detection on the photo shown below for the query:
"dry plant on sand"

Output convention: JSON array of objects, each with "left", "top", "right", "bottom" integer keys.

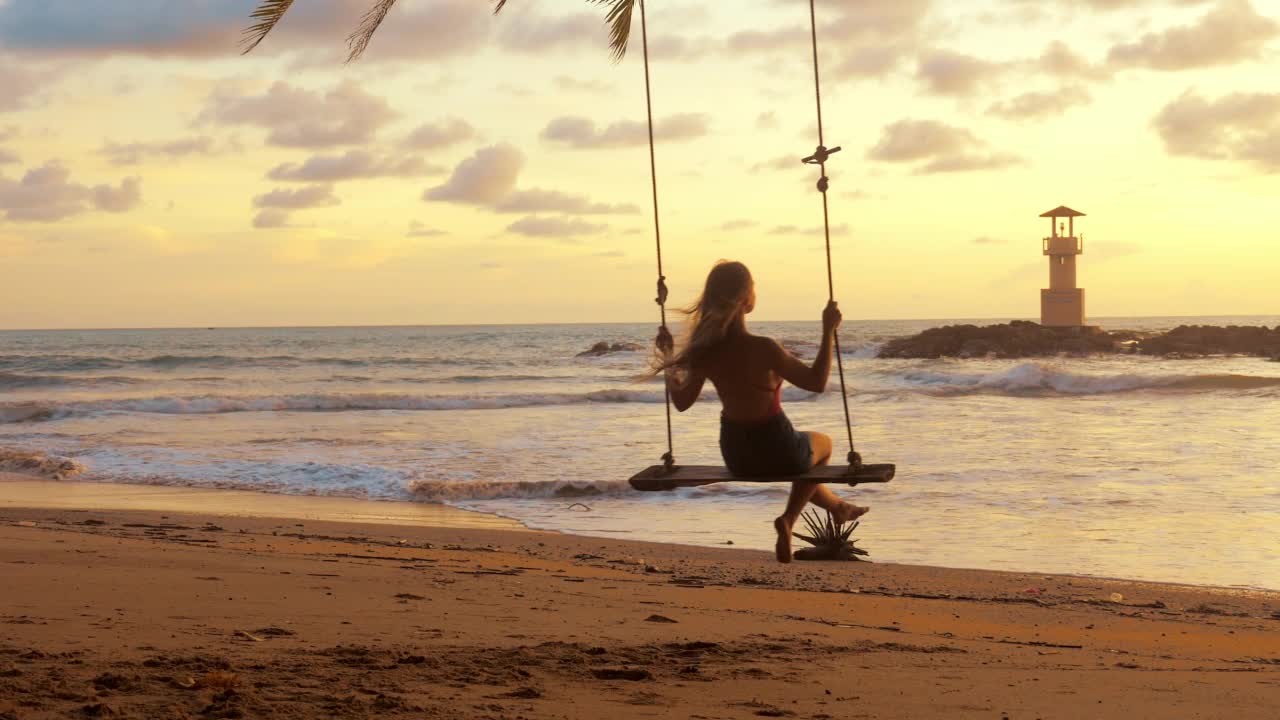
[{"left": 792, "top": 509, "right": 869, "bottom": 562}]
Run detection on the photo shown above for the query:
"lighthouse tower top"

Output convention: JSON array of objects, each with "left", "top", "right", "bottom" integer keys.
[{"left": 1040, "top": 205, "right": 1085, "bottom": 238}]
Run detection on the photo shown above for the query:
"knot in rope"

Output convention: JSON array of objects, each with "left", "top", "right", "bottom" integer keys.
[
  {"left": 655, "top": 275, "right": 668, "bottom": 307},
  {"left": 847, "top": 451, "right": 863, "bottom": 471},
  {"left": 801, "top": 144, "right": 842, "bottom": 165}
]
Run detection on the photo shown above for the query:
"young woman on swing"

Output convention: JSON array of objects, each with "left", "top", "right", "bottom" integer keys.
[{"left": 653, "top": 260, "right": 869, "bottom": 563}]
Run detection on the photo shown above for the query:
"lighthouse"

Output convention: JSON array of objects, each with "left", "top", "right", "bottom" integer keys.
[{"left": 1039, "top": 205, "right": 1086, "bottom": 327}]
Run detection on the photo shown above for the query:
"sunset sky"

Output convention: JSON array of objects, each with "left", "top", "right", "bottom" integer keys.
[{"left": 0, "top": 0, "right": 1277, "bottom": 329}]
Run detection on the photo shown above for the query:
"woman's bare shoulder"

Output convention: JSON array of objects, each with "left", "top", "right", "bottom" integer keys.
[{"left": 746, "top": 334, "right": 785, "bottom": 358}]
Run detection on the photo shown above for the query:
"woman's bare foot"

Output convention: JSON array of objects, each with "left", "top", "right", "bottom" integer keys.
[
  {"left": 773, "top": 516, "right": 793, "bottom": 564},
  {"left": 832, "top": 502, "right": 869, "bottom": 525}
]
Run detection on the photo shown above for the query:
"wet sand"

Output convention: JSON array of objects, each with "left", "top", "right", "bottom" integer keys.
[{"left": 2, "top": 477, "right": 1278, "bottom": 719}]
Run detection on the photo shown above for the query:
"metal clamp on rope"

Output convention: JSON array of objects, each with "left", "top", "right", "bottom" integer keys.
[
  {"left": 801, "top": 144, "right": 842, "bottom": 165},
  {"left": 655, "top": 275, "right": 668, "bottom": 307}
]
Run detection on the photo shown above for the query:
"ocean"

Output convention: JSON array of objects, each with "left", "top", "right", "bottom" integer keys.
[{"left": 2, "top": 317, "right": 1278, "bottom": 590}]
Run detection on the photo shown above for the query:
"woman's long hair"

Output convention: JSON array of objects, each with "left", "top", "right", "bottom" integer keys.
[{"left": 652, "top": 260, "right": 753, "bottom": 380}]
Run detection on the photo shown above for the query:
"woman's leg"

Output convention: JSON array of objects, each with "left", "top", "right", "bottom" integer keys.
[{"left": 774, "top": 432, "right": 867, "bottom": 562}]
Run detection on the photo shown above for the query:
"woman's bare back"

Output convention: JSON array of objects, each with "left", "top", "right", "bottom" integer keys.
[{"left": 699, "top": 334, "right": 781, "bottom": 423}]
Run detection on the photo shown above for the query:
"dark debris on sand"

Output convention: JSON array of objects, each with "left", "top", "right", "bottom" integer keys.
[{"left": 0, "top": 637, "right": 939, "bottom": 719}]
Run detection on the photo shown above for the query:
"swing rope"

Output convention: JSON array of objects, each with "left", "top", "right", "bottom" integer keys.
[
  {"left": 643, "top": 0, "right": 860, "bottom": 473},
  {"left": 638, "top": 0, "right": 675, "bottom": 471},
  {"left": 802, "top": 0, "right": 860, "bottom": 470}
]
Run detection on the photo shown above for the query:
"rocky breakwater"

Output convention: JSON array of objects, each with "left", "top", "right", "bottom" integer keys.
[
  {"left": 1133, "top": 325, "right": 1280, "bottom": 358},
  {"left": 878, "top": 321, "right": 1120, "bottom": 359},
  {"left": 878, "top": 321, "right": 1280, "bottom": 359}
]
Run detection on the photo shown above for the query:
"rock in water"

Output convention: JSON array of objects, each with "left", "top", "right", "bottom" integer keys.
[{"left": 577, "top": 341, "right": 644, "bottom": 357}]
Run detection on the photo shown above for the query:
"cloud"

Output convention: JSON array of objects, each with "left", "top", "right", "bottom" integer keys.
[
  {"left": 720, "top": 219, "right": 757, "bottom": 231},
  {"left": 493, "top": 189, "right": 638, "bottom": 215},
  {"left": 505, "top": 216, "right": 607, "bottom": 239},
  {"left": 252, "top": 184, "right": 340, "bottom": 209},
  {"left": 407, "top": 221, "right": 447, "bottom": 238},
  {"left": 645, "top": 35, "right": 712, "bottom": 62},
  {"left": 750, "top": 155, "right": 803, "bottom": 173},
  {"left": 424, "top": 144, "right": 523, "bottom": 204},
  {"left": 972, "top": 235, "right": 1007, "bottom": 245},
  {"left": 99, "top": 136, "right": 220, "bottom": 166},
  {"left": 553, "top": 76, "right": 611, "bottom": 93},
  {"left": 252, "top": 209, "right": 294, "bottom": 229},
  {"left": 404, "top": 118, "right": 475, "bottom": 150},
  {"left": 0, "top": 56, "right": 47, "bottom": 112},
  {"left": 988, "top": 85, "right": 1092, "bottom": 120},
  {"left": 1153, "top": 90, "right": 1280, "bottom": 171},
  {"left": 497, "top": 11, "right": 606, "bottom": 53},
  {"left": 867, "top": 119, "right": 1023, "bottom": 173},
  {"left": 0, "top": 0, "right": 491, "bottom": 62},
  {"left": 916, "top": 50, "right": 1006, "bottom": 96},
  {"left": 0, "top": 161, "right": 141, "bottom": 221},
  {"left": 727, "top": 27, "right": 808, "bottom": 53},
  {"left": 274, "top": 0, "right": 491, "bottom": 63},
  {"left": 1107, "top": 0, "right": 1279, "bottom": 71},
  {"left": 422, "top": 144, "right": 636, "bottom": 217},
  {"left": 0, "top": 148, "right": 17, "bottom": 165},
  {"left": 1037, "top": 41, "right": 1111, "bottom": 81},
  {"left": 93, "top": 177, "right": 143, "bottom": 212},
  {"left": 1040, "top": 0, "right": 1215, "bottom": 9},
  {"left": 541, "top": 114, "right": 709, "bottom": 149},
  {"left": 728, "top": 0, "right": 931, "bottom": 79},
  {"left": 200, "top": 80, "right": 396, "bottom": 149},
  {"left": 867, "top": 120, "right": 979, "bottom": 162},
  {"left": 266, "top": 150, "right": 439, "bottom": 182},
  {"left": 768, "top": 223, "right": 851, "bottom": 237}
]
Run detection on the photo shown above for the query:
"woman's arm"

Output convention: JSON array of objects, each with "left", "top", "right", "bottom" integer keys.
[
  {"left": 666, "top": 366, "right": 706, "bottom": 412},
  {"left": 655, "top": 325, "right": 705, "bottom": 412},
  {"left": 771, "top": 300, "right": 842, "bottom": 393}
]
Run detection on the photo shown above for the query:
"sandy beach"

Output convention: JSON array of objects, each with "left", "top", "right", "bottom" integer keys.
[{"left": 2, "top": 475, "right": 1278, "bottom": 719}]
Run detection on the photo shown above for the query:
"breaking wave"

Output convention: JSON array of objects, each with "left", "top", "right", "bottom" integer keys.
[
  {"left": 0, "top": 389, "right": 669, "bottom": 422},
  {"left": 408, "top": 478, "right": 636, "bottom": 501},
  {"left": 885, "top": 362, "right": 1280, "bottom": 396},
  {"left": 0, "top": 353, "right": 504, "bottom": 372},
  {"left": 0, "top": 448, "right": 84, "bottom": 480}
]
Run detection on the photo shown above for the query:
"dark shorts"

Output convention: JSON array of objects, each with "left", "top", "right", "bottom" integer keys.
[{"left": 719, "top": 412, "right": 814, "bottom": 478}]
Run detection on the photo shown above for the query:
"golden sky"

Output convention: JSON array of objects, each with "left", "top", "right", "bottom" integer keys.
[{"left": 0, "top": 0, "right": 1277, "bottom": 329}]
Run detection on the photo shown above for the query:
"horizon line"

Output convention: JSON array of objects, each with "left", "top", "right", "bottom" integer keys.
[{"left": 2, "top": 313, "right": 1277, "bottom": 333}]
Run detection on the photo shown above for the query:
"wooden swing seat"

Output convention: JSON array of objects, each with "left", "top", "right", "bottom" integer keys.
[{"left": 629, "top": 462, "right": 895, "bottom": 492}]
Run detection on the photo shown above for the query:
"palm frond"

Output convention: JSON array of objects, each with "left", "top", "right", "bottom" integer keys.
[
  {"left": 494, "top": 0, "right": 636, "bottom": 61},
  {"left": 346, "top": 0, "right": 401, "bottom": 63},
  {"left": 592, "top": 0, "right": 637, "bottom": 61},
  {"left": 241, "top": 0, "right": 296, "bottom": 54}
]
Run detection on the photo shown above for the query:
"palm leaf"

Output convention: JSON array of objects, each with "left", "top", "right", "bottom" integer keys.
[
  {"left": 241, "top": 0, "right": 296, "bottom": 54},
  {"left": 346, "top": 0, "right": 401, "bottom": 62}
]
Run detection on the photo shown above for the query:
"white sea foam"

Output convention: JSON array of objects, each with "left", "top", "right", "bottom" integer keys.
[
  {"left": 408, "top": 478, "right": 636, "bottom": 501},
  {"left": 0, "top": 389, "right": 669, "bottom": 422},
  {"left": 0, "top": 448, "right": 84, "bottom": 479},
  {"left": 883, "top": 362, "right": 1280, "bottom": 396}
]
